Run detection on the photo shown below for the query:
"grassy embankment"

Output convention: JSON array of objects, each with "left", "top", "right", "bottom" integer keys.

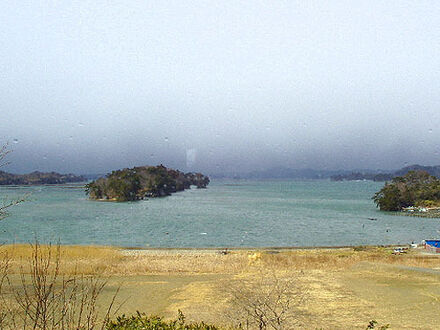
[{"left": 2, "top": 244, "right": 440, "bottom": 329}]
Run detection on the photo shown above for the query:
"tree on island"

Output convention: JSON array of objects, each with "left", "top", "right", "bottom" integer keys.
[
  {"left": 86, "top": 165, "right": 210, "bottom": 202},
  {"left": 372, "top": 170, "right": 440, "bottom": 211}
]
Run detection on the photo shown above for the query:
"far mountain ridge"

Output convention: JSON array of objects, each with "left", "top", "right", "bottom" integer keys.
[
  {"left": 331, "top": 164, "right": 440, "bottom": 182},
  {"left": 0, "top": 171, "right": 86, "bottom": 185},
  {"left": 394, "top": 164, "right": 440, "bottom": 177},
  {"left": 214, "top": 167, "right": 391, "bottom": 180},
  {"left": 211, "top": 164, "right": 440, "bottom": 181}
]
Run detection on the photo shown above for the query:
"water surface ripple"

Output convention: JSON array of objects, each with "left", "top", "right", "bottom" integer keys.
[{"left": 1, "top": 180, "right": 438, "bottom": 247}]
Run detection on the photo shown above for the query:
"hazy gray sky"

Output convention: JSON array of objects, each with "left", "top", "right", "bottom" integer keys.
[{"left": 1, "top": 1, "right": 439, "bottom": 174}]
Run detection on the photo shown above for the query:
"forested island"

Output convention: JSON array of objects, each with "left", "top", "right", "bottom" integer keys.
[
  {"left": 0, "top": 171, "right": 86, "bottom": 185},
  {"left": 372, "top": 170, "right": 440, "bottom": 217},
  {"left": 85, "top": 165, "right": 210, "bottom": 201}
]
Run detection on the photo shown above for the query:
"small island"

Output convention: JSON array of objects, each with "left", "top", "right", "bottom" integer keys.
[
  {"left": 372, "top": 170, "right": 440, "bottom": 217},
  {"left": 85, "top": 165, "right": 210, "bottom": 201},
  {"left": 0, "top": 171, "right": 86, "bottom": 185}
]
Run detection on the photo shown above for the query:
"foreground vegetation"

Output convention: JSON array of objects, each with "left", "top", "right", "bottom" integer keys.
[
  {"left": 372, "top": 170, "right": 440, "bottom": 212},
  {"left": 0, "top": 243, "right": 221, "bottom": 329},
  {"left": 2, "top": 244, "right": 440, "bottom": 329},
  {"left": 85, "top": 165, "right": 210, "bottom": 201},
  {"left": 107, "top": 311, "right": 219, "bottom": 330}
]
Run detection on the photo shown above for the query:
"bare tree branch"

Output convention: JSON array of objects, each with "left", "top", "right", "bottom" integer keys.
[
  {"left": 226, "top": 268, "right": 309, "bottom": 330},
  {"left": 0, "top": 142, "right": 27, "bottom": 220},
  {"left": 0, "top": 143, "right": 11, "bottom": 169}
]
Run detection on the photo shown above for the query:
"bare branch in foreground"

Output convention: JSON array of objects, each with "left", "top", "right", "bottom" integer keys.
[
  {"left": 0, "top": 142, "right": 27, "bottom": 220},
  {"left": 0, "top": 241, "right": 121, "bottom": 329},
  {"left": 226, "top": 269, "right": 309, "bottom": 330}
]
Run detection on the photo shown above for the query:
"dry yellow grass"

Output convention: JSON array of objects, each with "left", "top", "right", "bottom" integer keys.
[
  {"left": 3, "top": 244, "right": 440, "bottom": 329},
  {"left": 258, "top": 247, "right": 440, "bottom": 270},
  {"left": 1, "top": 244, "right": 124, "bottom": 275},
  {"left": 3, "top": 244, "right": 440, "bottom": 276}
]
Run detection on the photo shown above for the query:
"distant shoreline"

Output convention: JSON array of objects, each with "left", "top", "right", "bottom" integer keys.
[
  {"left": 0, "top": 183, "right": 87, "bottom": 188},
  {"left": 0, "top": 243, "right": 422, "bottom": 251},
  {"left": 120, "top": 243, "right": 422, "bottom": 251}
]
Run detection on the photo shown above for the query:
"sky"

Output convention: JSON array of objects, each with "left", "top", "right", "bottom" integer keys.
[{"left": 1, "top": 0, "right": 439, "bottom": 175}]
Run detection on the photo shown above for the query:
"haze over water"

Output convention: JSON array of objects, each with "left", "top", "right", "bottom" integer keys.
[
  {"left": 1, "top": 2, "right": 440, "bottom": 249},
  {"left": 1, "top": 180, "right": 438, "bottom": 247},
  {"left": 1, "top": 1, "right": 440, "bottom": 175}
]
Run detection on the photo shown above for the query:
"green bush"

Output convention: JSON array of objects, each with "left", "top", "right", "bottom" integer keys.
[{"left": 106, "top": 311, "right": 220, "bottom": 330}]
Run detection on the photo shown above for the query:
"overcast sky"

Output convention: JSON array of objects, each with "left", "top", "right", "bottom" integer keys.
[{"left": 1, "top": 1, "right": 439, "bottom": 174}]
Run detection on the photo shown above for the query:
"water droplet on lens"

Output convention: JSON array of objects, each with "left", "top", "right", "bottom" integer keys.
[
  {"left": 43, "top": 155, "right": 47, "bottom": 160},
  {"left": 429, "top": 128, "right": 433, "bottom": 133},
  {"left": 164, "top": 137, "right": 169, "bottom": 142},
  {"left": 78, "top": 122, "right": 85, "bottom": 127},
  {"left": 13, "top": 139, "right": 18, "bottom": 144}
]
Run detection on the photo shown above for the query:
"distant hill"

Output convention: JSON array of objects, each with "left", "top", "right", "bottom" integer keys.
[
  {"left": 242, "top": 167, "right": 350, "bottom": 179},
  {"left": 331, "top": 164, "right": 440, "bottom": 182},
  {"left": 223, "top": 164, "right": 440, "bottom": 181},
  {"left": 330, "top": 172, "right": 394, "bottom": 182},
  {"left": 0, "top": 171, "right": 86, "bottom": 185},
  {"left": 394, "top": 165, "right": 440, "bottom": 178},
  {"left": 225, "top": 167, "right": 388, "bottom": 180}
]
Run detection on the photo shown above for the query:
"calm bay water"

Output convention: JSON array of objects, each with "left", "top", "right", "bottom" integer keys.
[{"left": 0, "top": 180, "right": 439, "bottom": 247}]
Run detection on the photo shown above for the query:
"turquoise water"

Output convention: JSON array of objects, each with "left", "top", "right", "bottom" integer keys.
[{"left": 0, "top": 180, "right": 439, "bottom": 247}]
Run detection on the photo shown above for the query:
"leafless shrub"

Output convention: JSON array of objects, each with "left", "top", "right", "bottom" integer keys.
[
  {"left": 0, "top": 196, "right": 27, "bottom": 221},
  {"left": 0, "top": 248, "right": 12, "bottom": 328},
  {"left": 0, "top": 142, "right": 26, "bottom": 220},
  {"left": 0, "top": 242, "right": 120, "bottom": 329},
  {"left": 0, "top": 143, "right": 11, "bottom": 168},
  {"left": 226, "top": 269, "right": 308, "bottom": 330}
]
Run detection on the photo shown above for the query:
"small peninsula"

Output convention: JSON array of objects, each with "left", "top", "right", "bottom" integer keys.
[
  {"left": 85, "top": 165, "right": 210, "bottom": 201},
  {"left": 0, "top": 171, "right": 86, "bottom": 185},
  {"left": 372, "top": 170, "right": 440, "bottom": 217}
]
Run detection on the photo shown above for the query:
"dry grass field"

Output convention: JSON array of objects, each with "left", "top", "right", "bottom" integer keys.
[{"left": 2, "top": 244, "right": 440, "bottom": 329}]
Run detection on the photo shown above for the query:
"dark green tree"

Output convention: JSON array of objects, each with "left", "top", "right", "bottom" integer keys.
[{"left": 373, "top": 171, "right": 440, "bottom": 211}]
